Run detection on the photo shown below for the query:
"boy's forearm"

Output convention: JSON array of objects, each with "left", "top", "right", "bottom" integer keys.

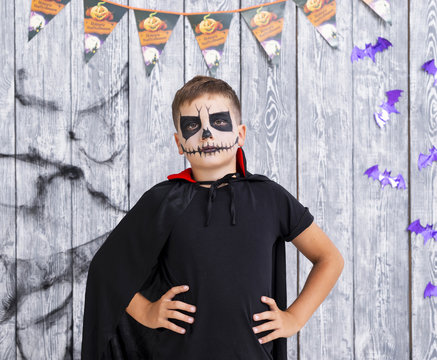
[
  {"left": 285, "top": 255, "right": 344, "bottom": 329},
  {"left": 126, "top": 292, "right": 151, "bottom": 318}
]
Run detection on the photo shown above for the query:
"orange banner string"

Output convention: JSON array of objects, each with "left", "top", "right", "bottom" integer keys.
[{"left": 102, "top": 0, "right": 288, "bottom": 15}]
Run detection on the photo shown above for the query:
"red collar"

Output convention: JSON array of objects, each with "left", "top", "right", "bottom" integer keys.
[{"left": 167, "top": 147, "right": 247, "bottom": 183}]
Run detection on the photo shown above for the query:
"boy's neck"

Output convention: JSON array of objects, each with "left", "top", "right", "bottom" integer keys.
[{"left": 191, "top": 162, "right": 237, "bottom": 185}]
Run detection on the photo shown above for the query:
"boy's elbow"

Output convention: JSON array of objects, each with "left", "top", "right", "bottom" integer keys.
[
  {"left": 334, "top": 250, "right": 345, "bottom": 276},
  {"left": 338, "top": 253, "right": 345, "bottom": 273},
  {"left": 323, "top": 249, "right": 344, "bottom": 274}
]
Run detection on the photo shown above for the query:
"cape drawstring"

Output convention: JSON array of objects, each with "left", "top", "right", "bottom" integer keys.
[{"left": 196, "top": 172, "right": 240, "bottom": 227}]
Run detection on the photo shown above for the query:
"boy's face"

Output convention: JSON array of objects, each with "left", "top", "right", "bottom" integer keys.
[{"left": 173, "top": 93, "right": 246, "bottom": 171}]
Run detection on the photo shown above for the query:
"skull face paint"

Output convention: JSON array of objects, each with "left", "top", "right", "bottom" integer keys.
[{"left": 177, "top": 98, "right": 240, "bottom": 159}]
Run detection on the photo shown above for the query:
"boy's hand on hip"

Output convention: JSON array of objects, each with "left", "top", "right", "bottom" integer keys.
[
  {"left": 126, "top": 285, "right": 196, "bottom": 335},
  {"left": 252, "top": 296, "right": 301, "bottom": 344}
]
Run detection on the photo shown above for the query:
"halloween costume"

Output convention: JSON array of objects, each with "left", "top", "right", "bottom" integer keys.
[{"left": 81, "top": 147, "right": 314, "bottom": 360}]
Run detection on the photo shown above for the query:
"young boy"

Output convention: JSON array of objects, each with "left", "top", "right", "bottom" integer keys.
[{"left": 81, "top": 76, "right": 344, "bottom": 360}]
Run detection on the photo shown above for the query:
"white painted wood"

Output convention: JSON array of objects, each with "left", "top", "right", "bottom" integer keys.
[
  {"left": 0, "top": 0, "right": 17, "bottom": 358},
  {"left": 14, "top": 0, "right": 73, "bottom": 358},
  {"left": 297, "top": 0, "right": 354, "bottom": 358},
  {"left": 410, "top": 1, "right": 437, "bottom": 359},
  {"left": 129, "top": 0, "right": 185, "bottom": 196},
  {"left": 352, "top": 0, "right": 410, "bottom": 358},
  {"left": 71, "top": 0, "right": 129, "bottom": 357}
]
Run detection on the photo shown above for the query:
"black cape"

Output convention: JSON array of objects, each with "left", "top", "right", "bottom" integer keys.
[{"left": 81, "top": 147, "right": 288, "bottom": 360}]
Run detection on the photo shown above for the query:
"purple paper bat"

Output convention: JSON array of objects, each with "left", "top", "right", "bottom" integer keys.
[
  {"left": 422, "top": 59, "right": 437, "bottom": 86},
  {"left": 407, "top": 219, "right": 437, "bottom": 245},
  {"left": 364, "top": 164, "right": 406, "bottom": 189},
  {"left": 374, "top": 89, "right": 403, "bottom": 128},
  {"left": 424, "top": 281, "right": 437, "bottom": 298},
  {"left": 351, "top": 37, "right": 392, "bottom": 63},
  {"left": 418, "top": 145, "right": 437, "bottom": 170}
]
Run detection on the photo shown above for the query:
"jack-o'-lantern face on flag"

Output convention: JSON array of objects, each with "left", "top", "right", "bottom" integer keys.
[{"left": 174, "top": 93, "right": 246, "bottom": 169}]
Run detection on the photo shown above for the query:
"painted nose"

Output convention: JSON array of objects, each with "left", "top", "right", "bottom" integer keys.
[{"left": 202, "top": 128, "right": 212, "bottom": 139}]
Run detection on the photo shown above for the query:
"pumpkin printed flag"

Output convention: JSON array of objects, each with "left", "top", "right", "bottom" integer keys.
[
  {"left": 361, "top": 0, "right": 392, "bottom": 24},
  {"left": 186, "top": 12, "right": 234, "bottom": 77},
  {"left": 28, "top": 0, "right": 71, "bottom": 41},
  {"left": 294, "top": 0, "right": 338, "bottom": 48},
  {"left": 241, "top": 1, "right": 286, "bottom": 65},
  {"left": 83, "top": 0, "right": 128, "bottom": 62},
  {"left": 133, "top": 10, "right": 180, "bottom": 77}
]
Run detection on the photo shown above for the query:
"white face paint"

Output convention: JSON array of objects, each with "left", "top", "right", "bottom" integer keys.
[{"left": 174, "top": 93, "right": 245, "bottom": 170}]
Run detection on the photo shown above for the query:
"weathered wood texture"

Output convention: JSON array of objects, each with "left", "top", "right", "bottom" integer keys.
[
  {"left": 0, "top": 0, "right": 434, "bottom": 358},
  {"left": 410, "top": 2, "right": 437, "bottom": 360},
  {"left": 297, "top": 1, "right": 354, "bottom": 359},
  {"left": 352, "top": 0, "right": 409, "bottom": 358}
]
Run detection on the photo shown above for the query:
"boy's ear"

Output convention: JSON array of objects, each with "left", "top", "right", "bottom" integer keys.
[
  {"left": 237, "top": 124, "right": 247, "bottom": 147},
  {"left": 174, "top": 132, "right": 184, "bottom": 155}
]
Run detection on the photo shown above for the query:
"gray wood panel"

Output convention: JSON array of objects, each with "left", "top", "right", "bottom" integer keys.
[
  {"left": 410, "top": 1, "right": 437, "bottom": 359},
  {"left": 297, "top": 0, "right": 353, "bottom": 358},
  {"left": 129, "top": 0, "right": 185, "bottom": 197},
  {"left": 14, "top": 0, "right": 73, "bottom": 358},
  {"left": 352, "top": 0, "right": 409, "bottom": 358},
  {"left": 1, "top": 0, "right": 435, "bottom": 359},
  {"left": 71, "top": 0, "right": 130, "bottom": 356},
  {"left": 0, "top": 1, "right": 17, "bottom": 359}
]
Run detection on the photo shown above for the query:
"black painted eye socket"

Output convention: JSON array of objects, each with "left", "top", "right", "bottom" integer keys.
[
  {"left": 208, "top": 111, "right": 233, "bottom": 132},
  {"left": 180, "top": 115, "right": 202, "bottom": 140}
]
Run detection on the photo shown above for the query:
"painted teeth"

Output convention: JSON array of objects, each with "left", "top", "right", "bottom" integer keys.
[{"left": 182, "top": 138, "right": 239, "bottom": 156}]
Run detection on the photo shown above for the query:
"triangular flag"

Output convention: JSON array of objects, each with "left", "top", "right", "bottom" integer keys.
[
  {"left": 294, "top": 0, "right": 338, "bottom": 48},
  {"left": 134, "top": 10, "right": 180, "bottom": 77},
  {"left": 28, "top": 0, "right": 71, "bottom": 41},
  {"left": 83, "top": 0, "right": 128, "bottom": 62},
  {"left": 186, "top": 12, "right": 234, "bottom": 77},
  {"left": 241, "top": 1, "right": 286, "bottom": 65},
  {"left": 361, "top": 0, "right": 392, "bottom": 25}
]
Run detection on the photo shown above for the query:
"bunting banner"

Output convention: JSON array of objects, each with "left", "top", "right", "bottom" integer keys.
[
  {"left": 241, "top": 2, "right": 286, "bottom": 65},
  {"left": 361, "top": 0, "right": 392, "bottom": 24},
  {"left": 83, "top": 0, "right": 128, "bottom": 62},
  {"left": 28, "top": 0, "right": 71, "bottom": 41},
  {"left": 133, "top": 10, "right": 180, "bottom": 76},
  {"left": 27, "top": 0, "right": 390, "bottom": 76},
  {"left": 299, "top": 0, "right": 338, "bottom": 48},
  {"left": 186, "top": 13, "right": 234, "bottom": 77}
]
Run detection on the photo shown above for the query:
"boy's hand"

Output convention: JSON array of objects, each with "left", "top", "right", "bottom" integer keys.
[
  {"left": 127, "top": 285, "right": 196, "bottom": 335},
  {"left": 145, "top": 285, "right": 196, "bottom": 334},
  {"left": 252, "top": 296, "right": 301, "bottom": 344}
]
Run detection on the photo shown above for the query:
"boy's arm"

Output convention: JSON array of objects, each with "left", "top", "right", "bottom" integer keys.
[
  {"left": 285, "top": 221, "right": 344, "bottom": 329},
  {"left": 126, "top": 292, "right": 152, "bottom": 325}
]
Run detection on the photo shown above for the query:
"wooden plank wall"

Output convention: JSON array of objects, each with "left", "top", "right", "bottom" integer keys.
[
  {"left": 410, "top": 2, "right": 437, "bottom": 360},
  {"left": 0, "top": 0, "right": 435, "bottom": 358}
]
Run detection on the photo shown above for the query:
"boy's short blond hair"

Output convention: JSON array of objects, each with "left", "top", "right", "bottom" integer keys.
[{"left": 171, "top": 75, "right": 242, "bottom": 130}]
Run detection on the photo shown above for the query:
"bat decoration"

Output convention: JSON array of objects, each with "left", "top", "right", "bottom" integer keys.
[
  {"left": 424, "top": 281, "right": 437, "bottom": 298},
  {"left": 421, "top": 59, "right": 437, "bottom": 86},
  {"left": 418, "top": 145, "right": 437, "bottom": 170},
  {"left": 351, "top": 37, "right": 392, "bottom": 63},
  {"left": 364, "top": 164, "right": 406, "bottom": 189},
  {"left": 374, "top": 89, "right": 403, "bottom": 128},
  {"left": 407, "top": 219, "right": 437, "bottom": 245}
]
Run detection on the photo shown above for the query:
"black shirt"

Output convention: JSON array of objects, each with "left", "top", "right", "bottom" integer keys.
[{"left": 152, "top": 179, "right": 314, "bottom": 359}]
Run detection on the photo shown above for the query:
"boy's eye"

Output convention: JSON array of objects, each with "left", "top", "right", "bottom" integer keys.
[
  {"left": 213, "top": 119, "right": 227, "bottom": 126},
  {"left": 186, "top": 122, "right": 199, "bottom": 130}
]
